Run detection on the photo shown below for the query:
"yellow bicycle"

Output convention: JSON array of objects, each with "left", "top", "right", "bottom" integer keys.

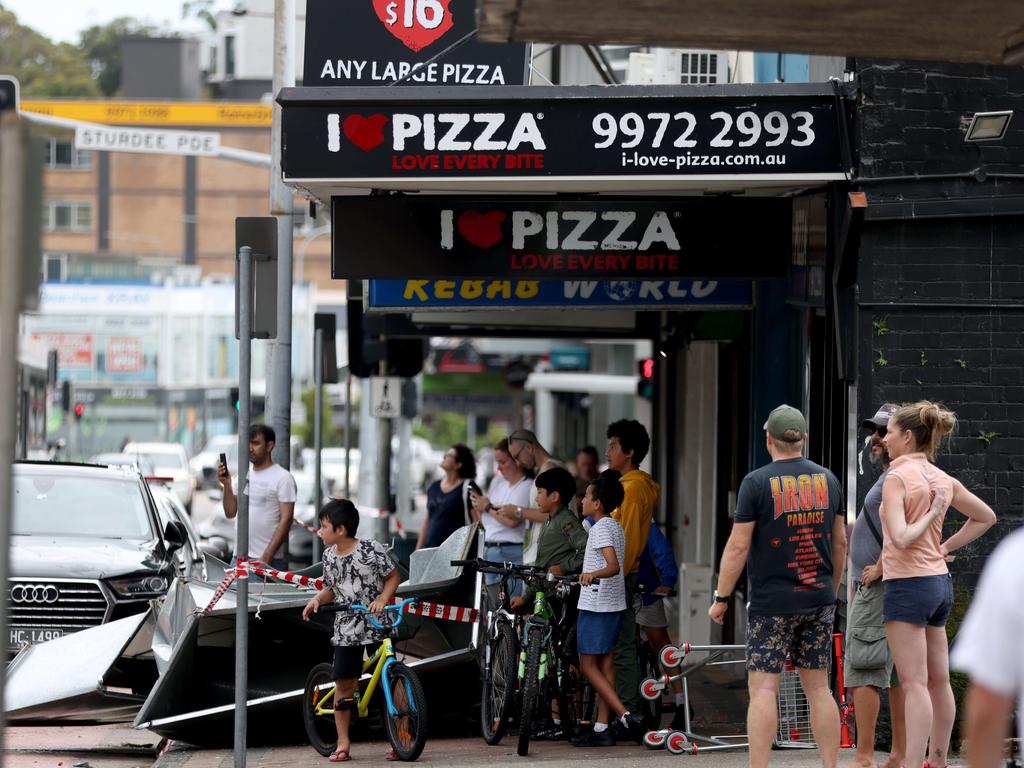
[{"left": 302, "top": 598, "right": 428, "bottom": 761}]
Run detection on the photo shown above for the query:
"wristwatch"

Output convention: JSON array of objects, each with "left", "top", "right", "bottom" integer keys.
[
  {"left": 515, "top": 506, "right": 524, "bottom": 519},
  {"left": 712, "top": 590, "right": 730, "bottom": 604}
]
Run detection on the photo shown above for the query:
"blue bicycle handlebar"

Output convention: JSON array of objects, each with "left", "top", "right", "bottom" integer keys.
[{"left": 323, "top": 597, "right": 418, "bottom": 629}]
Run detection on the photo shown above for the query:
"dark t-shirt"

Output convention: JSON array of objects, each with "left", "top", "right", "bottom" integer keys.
[
  {"left": 734, "top": 457, "right": 843, "bottom": 616},
  {"left": 424, "top": 479, "right": 468, "bottom": 549}
]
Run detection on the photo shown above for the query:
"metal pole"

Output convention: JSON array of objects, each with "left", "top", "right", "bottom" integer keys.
[
  {"left": 344, "top": 371, "right": 352, "bottom": 498},
  {"left": 375, "top": 363, "right": 391, "bottom": 544},
  {"left": 268, "top": 0, "right": 296, "bottom": 470},
  {"left": 0, "top": 112, "right": 29, "bottom": 747},
  {"left": 313, "top": 328, "right": 324, "bottom": 562},
  {"left": 234, "top": 245, "right": 254, "bottom": 768}
]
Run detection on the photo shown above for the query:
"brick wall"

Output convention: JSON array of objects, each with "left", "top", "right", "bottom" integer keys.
[{"left": 855, "top": 60, "right": 1024, "bottom": 590}]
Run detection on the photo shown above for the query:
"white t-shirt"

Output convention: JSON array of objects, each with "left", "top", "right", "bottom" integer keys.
[
  {"left": 577, "top": 516, "right": 627, "bottom": 613},
  {"left": 482, "top": 474, "right": 531, "bottom": 544},
  {"left": 232, "top": 463, "right": 298, "bottom": 560},
  {"left": 950, "top": 527, "right": 1024, "bottom": 739}
]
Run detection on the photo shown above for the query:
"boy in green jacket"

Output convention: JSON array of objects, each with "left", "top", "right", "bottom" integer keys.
[{"left": 510, "top": 466, "right": 588, "bottom": 609}]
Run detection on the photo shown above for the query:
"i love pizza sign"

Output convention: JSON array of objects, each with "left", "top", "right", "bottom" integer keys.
[
  {"left": 330, "top": 197, "right": 793, "bottom": 280},
  {"left": 303, "top": 0, "right": 529, "bottom": 87}
]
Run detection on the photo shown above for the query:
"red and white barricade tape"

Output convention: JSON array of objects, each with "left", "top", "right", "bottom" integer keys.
[
  {"left": 293, "top": 519, "right": 319, "bottom": 534},
  {"left": 197, "top": 560, "right": 478, "bottom": 624},
  {"left": 393, "top": 597, "right": 478, "bottom": 624}
]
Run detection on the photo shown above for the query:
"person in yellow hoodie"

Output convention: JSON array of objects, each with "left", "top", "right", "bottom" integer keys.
[{"left": 605, "top": 419, "right": 660, "bottom": 718}]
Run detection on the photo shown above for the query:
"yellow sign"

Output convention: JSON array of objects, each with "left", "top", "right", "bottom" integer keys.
[{"left": 20, "top": 100, "right": 272, "bottom": 127}]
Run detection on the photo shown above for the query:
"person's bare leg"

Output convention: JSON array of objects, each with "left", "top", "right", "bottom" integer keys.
[
  {"left": 747, "top": 671, "right": 780, "bottom": 768},
  {"left": 850, "top": 686, "right": 881, "bottom": 768},
  {"left": 798, "top": 667, "right": 839, "bottom": 768},
  {"left": 924, "top": 626, "right": 956, "bottom": 768},
  {"left": 882, "top": 686, "right": 907, "bottom": 768},
  {"left": 580, "top": 653, "right": 626, "bottom": 721},
  {"left": 886, "top": 622, "right": 930, "bottom": 768},
  {"left": 333, "top": 678, "right": 356, "bottom": 757}
]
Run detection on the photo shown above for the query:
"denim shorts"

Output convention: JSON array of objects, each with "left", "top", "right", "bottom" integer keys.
[
  {"left": 483, "top": 542, "right": 524, "bottom": 587},
  {"left": 577, "top": 609, "right": 623, "bottom": 655},
  {"left": 883, "top": 574, "right": 953, "bottom": 627}
]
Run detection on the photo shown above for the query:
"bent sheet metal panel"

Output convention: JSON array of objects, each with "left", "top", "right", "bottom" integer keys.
[
  {"left": 5, "top": 609, "right": 154, "bottom": 723},
  {"left": 134, "top": 526, "right": 484, "bottom": 745}
]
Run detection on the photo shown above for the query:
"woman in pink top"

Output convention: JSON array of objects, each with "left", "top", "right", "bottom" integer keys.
[{"left": 880, "top": 401, "right": 996, "bottom": 768}]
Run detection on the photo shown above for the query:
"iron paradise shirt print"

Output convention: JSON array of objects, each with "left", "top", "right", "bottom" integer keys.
[{"left": 734, "top": 457, "right": 844, "bottom": 615}]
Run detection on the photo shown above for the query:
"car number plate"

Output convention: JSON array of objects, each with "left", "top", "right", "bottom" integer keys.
[{"left": 9, "top": 628, "right": 64, "bottom": 648}]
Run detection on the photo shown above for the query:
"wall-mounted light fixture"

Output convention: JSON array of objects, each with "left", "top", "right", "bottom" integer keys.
[{"left": 963, "top": 110, "right": 1013, "bottom": 143}]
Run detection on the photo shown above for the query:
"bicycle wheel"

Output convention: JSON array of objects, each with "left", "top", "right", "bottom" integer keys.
[
  {"left": 516, "top": 627, "right": 543, "bottom": 757},
  {"left": 481, "top": 621, "right": 517, "bottom": 745},
  {"left": 302, "top": 662, "right": 338, "bottom": 757},
  {"left": 383, "top": 662, "right": 428, "bottom": 761},
  {"left": 555, "top": 661, "right": 595, "bottom": 738}
]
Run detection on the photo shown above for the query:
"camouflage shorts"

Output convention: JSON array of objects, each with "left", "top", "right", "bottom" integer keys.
[{"left": 746, "top": 604, "right": 835, "bottom": 673}]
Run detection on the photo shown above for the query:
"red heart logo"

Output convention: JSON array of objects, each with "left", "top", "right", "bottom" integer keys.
[
  {"left": 343, "top": 114, "right": 388, "bottom": 152},
  {"left": 371, "top": 0, "right": 454, "bottom": 53},
  {"left": 457, "top": 211, "right": 506, "bottom": 249}
]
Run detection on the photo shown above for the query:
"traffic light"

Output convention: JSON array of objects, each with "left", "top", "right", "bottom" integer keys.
[
  {"left": 73, "top": 402, "right": 85, "bottom": 420},
  {"left": 347, "top": 280, "right": 428, "bottom": 378},
  {"left": 637, "top": 357, "right": 655, "bottom": 399},
  {"left": 60, "top": 380, "right": 72, "bottom": 412},
  {"left": 230, "top": 387, "right": 240, "bottom": 411}
]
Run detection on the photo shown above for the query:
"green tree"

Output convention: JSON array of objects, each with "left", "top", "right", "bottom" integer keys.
[
  {"left": 78, "top": 17, "right": 161, "bottom": 96},
  {"left": 0, "top": 5, "right": 99, "bottom": 97},
  {"left": 182, "top": 0, "right": 218, "bottom": 31}
]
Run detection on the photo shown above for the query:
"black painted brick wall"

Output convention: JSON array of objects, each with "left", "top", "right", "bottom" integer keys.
[{"left": 855, "top": 60, "right": 1024, "bottom": 591}]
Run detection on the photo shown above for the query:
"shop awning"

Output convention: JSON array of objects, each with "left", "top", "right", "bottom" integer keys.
[{"left": 476, "top": 0, "right": 1024, "bottom": 67}]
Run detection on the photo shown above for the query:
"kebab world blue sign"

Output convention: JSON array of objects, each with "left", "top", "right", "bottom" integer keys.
[{"left": 368, "top": 278, "right": 752, "bottom": 310}]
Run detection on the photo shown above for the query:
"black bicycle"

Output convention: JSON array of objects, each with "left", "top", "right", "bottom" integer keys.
[{"left": 453, "top": 558, "right": 597, "bottom": 756}]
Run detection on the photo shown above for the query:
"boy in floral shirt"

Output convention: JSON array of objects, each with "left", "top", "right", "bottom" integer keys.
[{"left": 303, "top": 499, "right": 399, "bottom": 762}]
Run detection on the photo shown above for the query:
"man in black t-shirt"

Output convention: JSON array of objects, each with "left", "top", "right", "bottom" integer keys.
[{"left": 708, "top": 404, "right": 847, "bottom": 768}]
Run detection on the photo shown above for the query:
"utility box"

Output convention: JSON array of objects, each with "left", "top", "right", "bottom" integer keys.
[{"left": 677, "top": 562, "right": 713, "bottom": 645}]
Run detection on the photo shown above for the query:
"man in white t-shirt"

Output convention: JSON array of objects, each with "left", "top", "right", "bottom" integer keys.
[
  {"left": 950, "top": 527, "right": 1024, "bottom": 768},
  {"left": 218, "top": 424, "right": 297, "bottom": 569}
]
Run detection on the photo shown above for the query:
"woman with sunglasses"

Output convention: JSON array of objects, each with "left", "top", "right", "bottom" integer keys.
[
  {"left": 880, "top": 401, "right": 996, "bottom": 768},
  {"left": 417, "top": 443, "right": 477, "bottom": 550}
]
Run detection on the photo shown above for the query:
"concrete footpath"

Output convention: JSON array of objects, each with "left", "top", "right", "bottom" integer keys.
[{"left": 153, "top": 737, "right": 917, "bottom": 768}]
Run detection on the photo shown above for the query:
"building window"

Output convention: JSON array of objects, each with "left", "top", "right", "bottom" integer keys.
[
  {"left": 46, "top": 138, "right": 92, "bottom": 170},
  {"left": 44, "top": 201, "right": 92, "bottom": 232},
  {"left": 224, "top": 35, "right": 236, "bottom": 78},
  {"left": 43, "top": 253, "right": 68, "bottom": 282},
  {"left": 679, "top": 51, "right": 727, "bottom": 85}
]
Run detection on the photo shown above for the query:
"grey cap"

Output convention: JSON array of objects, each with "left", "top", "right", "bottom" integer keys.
[
  {"left": 763, "top": 404, "right": 807, "bottom": 440},
  {"left": 861, "top": 403, "right": 899, "bottom": 430}
]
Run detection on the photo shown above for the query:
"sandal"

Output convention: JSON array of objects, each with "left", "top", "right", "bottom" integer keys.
[
  {"left": 385, "top": 749, "right": 400, "bottom": 761},
  {"left": 328, "top": 750, "right": 352, "bottom": 762}
]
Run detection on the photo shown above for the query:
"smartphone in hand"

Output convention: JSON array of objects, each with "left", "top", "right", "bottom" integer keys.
[
  {"left": 218, "top": 453, "right": 227, "bottom": 472},
  {"left": 468, "top": 480, "right": 482, "bottom": 496}
]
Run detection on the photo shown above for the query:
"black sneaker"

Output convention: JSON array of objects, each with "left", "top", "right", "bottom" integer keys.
[
  {"left": 621, "top": 713, "right": 645, "bottom": 745},
  {"left": 570, "top": 727, "right": 616, "bottom": 747},
  {"left": 609, "top": 719, "right": 629, "bottom": 741}
]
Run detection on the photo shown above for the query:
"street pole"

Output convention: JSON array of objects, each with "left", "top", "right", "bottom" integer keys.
[
  {"left": 0, "top": 111, "right": 29, "bottom": 747},
  {"left": 312, "top": 328, "right": 324, "bottom": 562},
  {"left": 268, "top": 0, "right": 296, "bottom": 470},
  {"left": 344, "top": 371, "right": 352, "bottom": 498},
  {"left": 375, "top": 363, "right": 391, "bottom": 544},
  {"left": 234, "top": 245, "right": 254, "bottom": 768}
]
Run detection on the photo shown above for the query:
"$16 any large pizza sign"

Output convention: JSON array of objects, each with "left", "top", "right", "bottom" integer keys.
[{"left": 303, "top": 0, "right": 529, "bottom": 87}]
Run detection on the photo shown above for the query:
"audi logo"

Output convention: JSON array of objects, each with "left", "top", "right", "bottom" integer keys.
[{"left": 10, "top": 584, "right": 60, "bottom": 604}]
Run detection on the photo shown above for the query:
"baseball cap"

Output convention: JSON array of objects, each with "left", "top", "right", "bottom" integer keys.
[
  {"left": 861, "top": 403, "right": 899, "bottom": 430},
  {"left": 763, "top": 405, "right": 807, "bottom": 440}
]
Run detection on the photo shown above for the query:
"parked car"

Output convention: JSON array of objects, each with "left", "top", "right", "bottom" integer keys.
[
  {"left": 88, "top": 452, "right": 156, "bottom": 476},
  {"left": 149, "top": 484, "right": 208, "bottom": 583},
  {"left": 7, "top": 461, "right": 204, "bottom": 655},
  {"left": 189, "top": 435, "right": 238, "bottom": 489},
  {"left": 122, "top": 442, "right": 195, "bottom": 512},
  {"left": 300, "top": 446, "right": 360, "bottom": 497}
]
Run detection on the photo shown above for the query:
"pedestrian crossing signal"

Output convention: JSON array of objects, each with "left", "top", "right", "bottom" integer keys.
[{"left": 637, "top": 358, "right": 655, "bottom": 399}]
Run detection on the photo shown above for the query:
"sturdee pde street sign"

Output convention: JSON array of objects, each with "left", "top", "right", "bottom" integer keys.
[
  {"left": 303, "top": 0, "right": 530, "bottom": 87},
  {"left": 280, "top": 84, "right": 850, "bottom": 192},
  {"left": 331, "top": 196, "right": 792, "bottom": 280}
]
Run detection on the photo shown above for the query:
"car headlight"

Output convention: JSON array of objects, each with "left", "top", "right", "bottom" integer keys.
[{"left": 107, "top": 575, "right": 170, "bottom": 597}]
